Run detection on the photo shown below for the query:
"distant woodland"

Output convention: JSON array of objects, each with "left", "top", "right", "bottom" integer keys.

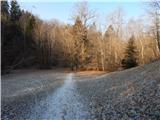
[{"left": 1, "top": 0, "right": 160, "bottom": 74}]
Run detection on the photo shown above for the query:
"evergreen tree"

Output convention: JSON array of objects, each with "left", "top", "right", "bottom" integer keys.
[
  {"left": 1, "top": 0, "right": 36, "bottom": 73},
  {"left": 10, "top": 0, "right": 21, "bottom": 21},
  {"left": 9, "top": 0, "right": 23, "bottom": 56},
  {"left": 122, "top": 35, "right": 138, "bottom": 69},
  {"left": 1, "top": 1, "right": 10, "bottom": 72},
  {"left": 72, "top": 16, "right": 89, "bottom": 70},
  {"left": 72, "top": 17, "right": 82, "bottom": 70},
  {"left": 1, "top": 0, "right": 10, "bottom": 43},
  {"left": 1, "top": 1, "right": 9, "bottom": 16}
]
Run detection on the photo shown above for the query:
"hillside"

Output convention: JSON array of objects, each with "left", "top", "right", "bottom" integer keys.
[{"left": 76, "top": 60, "right": 160, "bottom": 119}]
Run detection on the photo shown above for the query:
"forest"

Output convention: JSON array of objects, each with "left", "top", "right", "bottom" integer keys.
[{"left": 1, "top": 0, "right": 160, "bottom": 74}]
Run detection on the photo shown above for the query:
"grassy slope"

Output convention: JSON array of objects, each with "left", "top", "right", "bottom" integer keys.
[{"left": 76, "top": 60, "right": 160, "bottom": 119}]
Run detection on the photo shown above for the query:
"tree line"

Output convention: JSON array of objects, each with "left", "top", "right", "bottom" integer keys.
[{"left": 1, "top": 0, "right": 160, "bottom": 73}]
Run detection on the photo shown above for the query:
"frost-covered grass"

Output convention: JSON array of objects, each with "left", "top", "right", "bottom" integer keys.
[
  {"left": 1, "top": 61, "right": 160, "bottom": 120},
  {"left": 1, "top": 69, "right": 69, "bottom": 103},
  {"left": 76, "top": 60, "right": 160, "bottom": 119}
]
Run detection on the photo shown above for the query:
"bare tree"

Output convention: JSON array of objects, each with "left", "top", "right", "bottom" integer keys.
[
  {"left": 148, "top": 0, "right": 160, "bottom": 52},
  {"left": 106, "top": 7, "right": 125, "bottom": 39},
  {"left": 72, "top": 1, "right": 96, "bottom": 27}
]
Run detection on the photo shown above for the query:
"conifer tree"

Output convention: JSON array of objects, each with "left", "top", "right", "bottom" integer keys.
[
  {"left": 1, "top": 0, "right": 10, "bottom": 71},
  {"left": 72, "top": 17, "right": 82, "bottom": 70},
  {"left": 122, "top": 35, "right": 138, "bottom": 69},
  {"left": 72, "top": 16, "right": 89, "bottom": 70},
  {"left": 1, "top": 1, "right": 9, "bottom": 16},
  {"left": 10, "top": 0, "right": 21, "bottom": 21}
]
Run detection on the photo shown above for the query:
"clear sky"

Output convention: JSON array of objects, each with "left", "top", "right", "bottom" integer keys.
[{"left": 18, "top": 1, "right": 147, "bottom": 25}]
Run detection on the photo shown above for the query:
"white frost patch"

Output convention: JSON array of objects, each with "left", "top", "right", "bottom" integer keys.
[{"left": 32, "top": 73, "right": 91, "bottom": 120}]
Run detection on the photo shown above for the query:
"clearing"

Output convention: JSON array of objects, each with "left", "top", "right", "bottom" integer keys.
[{"left": 1, "top": 61, "right": 160, "bottom": 120}]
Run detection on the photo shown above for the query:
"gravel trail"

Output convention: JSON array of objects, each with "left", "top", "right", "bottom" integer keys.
[
  {"left": 37, "top": 73, "right": 91, "bottom": 120},
  {"left": 2, "top": 73, "right": 92, "bottom": 120}
]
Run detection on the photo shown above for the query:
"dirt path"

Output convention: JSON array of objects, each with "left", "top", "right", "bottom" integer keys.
[
  {"left": 2, "top": 73, "right": 92, "bottom": 120},
  {"left": 34, "top": 73, "right": 91, "bottom": 120}
]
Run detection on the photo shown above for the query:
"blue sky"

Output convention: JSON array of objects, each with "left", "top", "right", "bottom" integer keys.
[{"left": 18, "top": 1, "right": 147, "bottom": 24}]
